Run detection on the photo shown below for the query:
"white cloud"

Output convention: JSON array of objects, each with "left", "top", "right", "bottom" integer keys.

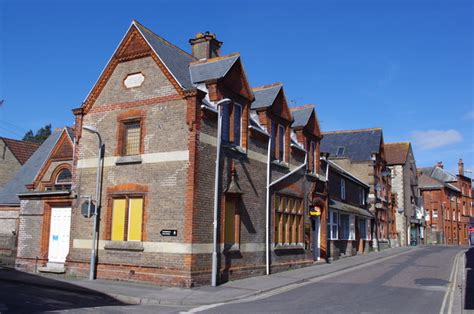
[
  {"left": 465, "top": 110, "right": 474, "bottom": 120},
  {"left": 410, "top": 129, "right": 462, "bottom": 150}
]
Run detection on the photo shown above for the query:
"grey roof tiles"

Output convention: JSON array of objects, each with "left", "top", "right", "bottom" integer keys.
[
  {"left": 189, "top": 54, "right": 240, "bottom": 83},
  {"left": 251, "top": 85, "right": 282, "bottom": 110},
  {"left": 321, "top": 129, "right": 383, "bottom": 161},
  {"left": 134, "top": 21, "right": 196, "bottom": 89},
  {"left": 0, "top": 130, "right": 63, "bottom": 205},
  {"left": 291, "top": 107, "right": 314, "bottom": 128}
]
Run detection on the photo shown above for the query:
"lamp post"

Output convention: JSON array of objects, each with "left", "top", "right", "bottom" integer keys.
[
  {"left": 211, "top": 98, "right": 231, "bottom": 287},
  {"left": 83, "top": 125, "right": 105, "bottom": 280}
]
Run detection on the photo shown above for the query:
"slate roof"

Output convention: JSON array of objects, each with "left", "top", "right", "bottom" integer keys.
[
  {"left": 1, "top": 137, "right": 39, "bottom": 165},
  {"left": 419, "top": 166, "right": 460, "bottom": 192},
  {"left": 291, "top": 106, "right": 314, "bottom": 128},
  {"left": 134, "top": 21, "right": 196, "bottom": 89},
  {"left": 189, "top": 54, "right": 240, "bottom": 84},
  {"left": 418, "top": 172, "right": 444, "bottom": 190},
  {"left": 385, "top": 142, "right": 410, "bottom": 165},
  {"left": 0, "top": 130, "right": 63, "bottom": 205},
  {"left": 251, "top": 84, "right": 282, "bottom": 110},
  {"left": 320, "top": 128, "right": 383, "bottom": 161}
]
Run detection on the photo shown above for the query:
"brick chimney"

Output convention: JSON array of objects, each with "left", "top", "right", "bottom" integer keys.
[
  {"left": 436, "top": 161, "right": 444, "bottom": 169},
  {"left": 458, "top": 158, "right": 464, "bottom": 176},
  {"left": 189, "top": 32, "right": 222, "bottom": 60}
]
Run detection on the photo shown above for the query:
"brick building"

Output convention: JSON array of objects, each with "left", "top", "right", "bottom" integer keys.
[
  {"left": 385, "top": 142, "right": 424, "bottom": 246},
  {"left": 321, "top": 128, "right": 396, "bottom": 250},
  {"left": 324, "top": 159, "right": 373, "bottom": 260},
  {"left": 49, "top": 21, "right": 329, "bottom": 287},
  {"left": 420, "top": 161, "right": 472, "bottom": 245},
  {"left": 0, "top": 129, "right": 68, "bottom": 266},
  {"left": 0, "top": 137, "right": 39, "bottom": 188}
]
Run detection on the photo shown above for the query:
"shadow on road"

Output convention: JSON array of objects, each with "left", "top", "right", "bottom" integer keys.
[
  {"left": 0, "top": 268, "right": 125, "bottom": 313},
  {"left": 466, "top": 247, "right": 474, "bottom": 310}
]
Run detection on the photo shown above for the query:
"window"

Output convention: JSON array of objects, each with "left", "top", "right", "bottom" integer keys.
[
  {"left": 274, "top": 194, "right": 303, "bottom": 246},
  {"left": 359, "top": 218, "right": 369, "bottom": 240},
  {"left": 224, "top": 197, "right": 240, "bottom": 247},
  {"left": 222, "top": 103, "right": 230, "bottom": 142},
  {"left": 341, "top": 179, "right": 346, "bottom": 200},
  {"left": 359, "top": 188, "right": 365, "bottom": 206},
  {"left": 340, "top": 214, "right": 350, "bottom": 240},
  {"left": 327, "top": 210, "right": 338, "bottom": 240},
  {"left": 111, "top": 197, "right": 143, "bottom": 241},
  {"left": 432, "top": 209, "right": 438, "bottom": 218},
  {"left": 278, "top": 125, "right": 285, "bottom": 161},
  {"left": 54, "top": 168, "right": 72, "bottom": 190},
  {"left": 310, "top": 141, "right": 317, "bottom": 173},
  {"left": 233, "top": 104, "right": 242, "bottom": 146},
  {"left": 336, "top": 146, "right": 345, "bottom": 157},
  {"left": 122, "top": 120, "right": 141, "bottom": 155},
  {"left": 221, "top": 102, "right": 243, "bottom": 148}
]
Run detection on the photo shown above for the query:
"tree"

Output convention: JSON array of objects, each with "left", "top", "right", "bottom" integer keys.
[{"left": 22, "top": 124, "right": 52, "bottom": 144}]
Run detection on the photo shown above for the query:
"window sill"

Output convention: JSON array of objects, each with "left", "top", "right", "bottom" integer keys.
[
  {"left": 274, "top": 244, "right": 304, "bottom": 250},
  {"left": 115, "top": 155, "right": 142, "bottom": 165},
  {"left": 271, "top": 160, "right": 289, "bottom": 169},
  {"left": 223, "top": 243, "right": 240, "bottom": 252},
  {"left": 104, "top": 241, "right": 144, "bottom": 252},
  {"left": 222, "top": 143, "right": 247, "bottom": 156}
]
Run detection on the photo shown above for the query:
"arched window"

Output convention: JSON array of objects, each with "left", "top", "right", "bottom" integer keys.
[{"left": 54, "top": 168, "right": 72, "bottom": 191}]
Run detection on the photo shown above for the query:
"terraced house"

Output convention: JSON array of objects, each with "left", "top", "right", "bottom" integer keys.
[
  {"left": 61, "top": 20, "right": 327, "bottom": 287},
  {"left": 321, "top": 128, "right": 396, "bottom": 250}
]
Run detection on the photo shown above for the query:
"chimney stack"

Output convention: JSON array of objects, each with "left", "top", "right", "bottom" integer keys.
[
  {"left": 458, "top": 158, "right": 464, "bottom": 176},
  {"left": 436, "top": 161, "right": 444, "bottom": 169},
  {"left": 189, "top": 32, "right": 222, "bottom": 60}
]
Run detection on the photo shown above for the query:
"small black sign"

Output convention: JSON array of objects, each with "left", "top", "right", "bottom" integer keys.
[{"left": 160, "top": 229, "right": 178, "bottom": 237}]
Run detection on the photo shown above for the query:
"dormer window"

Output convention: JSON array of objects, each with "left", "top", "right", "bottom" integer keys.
[{"left": 336, "top": 146, "right": 345, "bottom": 157}]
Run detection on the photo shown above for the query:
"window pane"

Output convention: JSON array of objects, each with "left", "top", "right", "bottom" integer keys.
[
  {"left": 271, "top": 121, "right": 277, "bottom": 157},
  {"left": 278, "top": 125, "right": 285, "bottom": 161},
  {"left": 111, "top": 199, "right": 126, "bottom": 241},
  {"left": 275, "top": 195, "right": 280, "bottom": 212},
  {"left": 128, "top": 198, "right": 143, "bottom": 241},
  {"left": 234, "top": 105, "right": 241, "bottom": 146},
  {"left": 56, "top": 169, "right": 72, "bottom": 183},
  {"left": 275, "top": 213, "right": 280, "bottom": 244},
  {"left": 224, "top": 199, "right": 235, "bottom": 244},
  {"left": 124, "top": 121, "right": 141, "bottom": 155},
  {"left": 288, "top": 199, "right": 295, "bottom": 214},
  {"left": 222, "top": 104, "right": 230, "bottom": 141},
  {"left": 281, "top": 197, "right": 287, "bottom": 212}
]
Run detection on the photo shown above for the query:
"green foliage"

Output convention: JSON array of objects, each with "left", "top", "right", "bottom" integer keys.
[{"left": 22, "top": 124, "right": 52, "bottom": 144}]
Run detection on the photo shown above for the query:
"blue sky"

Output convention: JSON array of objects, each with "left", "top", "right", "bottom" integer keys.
[{"left": 0, "top": 0, "right": 472, "bottom": 175}]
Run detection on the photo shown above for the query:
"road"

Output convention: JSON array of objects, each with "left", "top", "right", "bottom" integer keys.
[
  {"left": 0, "top": 246, "right": 470, "bottom": 313},
  {"left": 197, "top": 246, "right": 466, "bottom": 314}
]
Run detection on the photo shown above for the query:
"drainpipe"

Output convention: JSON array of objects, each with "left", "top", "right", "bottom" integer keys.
[
  {"left": 265, "top": 137, "right": 271, "bottom": 275},
  {"left": 265, "top": 150, "right": 307, "bottom": 275},
  {"left": 211, "top": 98, "right": 231, "bottom": 287}
]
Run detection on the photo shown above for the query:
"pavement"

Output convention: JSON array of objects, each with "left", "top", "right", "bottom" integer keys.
[{"left": 0, "top": 246, "right": 419, "bottom": 307}]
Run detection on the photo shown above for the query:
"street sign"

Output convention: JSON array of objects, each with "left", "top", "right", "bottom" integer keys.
[{"left": 160, "top": 229, "right": 178, "bottom": 237}]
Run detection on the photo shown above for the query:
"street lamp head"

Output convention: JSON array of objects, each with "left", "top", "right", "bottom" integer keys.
[{"left": 83, "top": 125, "right": 99, "bottom": 134}]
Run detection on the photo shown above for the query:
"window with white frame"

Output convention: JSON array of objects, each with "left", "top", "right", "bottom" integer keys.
[
  {"left": 341, "top": 179, "right": 346, "bottom": 200},
  {"left": 432, "top": 209, "right": 438, "bottom": 218},
  {"left": 340, "top": 213, "right": 350, "bottom": 240},
  {"left": 359, "top": 218, "right": 370, "bottom": 240},
  {"left": 349, "top": 214, "right": 355, "bottom": 240},
  {"left": 327, "top": 210, "right": 338, "bottom": 240}
]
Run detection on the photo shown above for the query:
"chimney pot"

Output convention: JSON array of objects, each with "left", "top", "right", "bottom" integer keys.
[{"left": 436, "top": 161, "right": 444, "bottom": 169}]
